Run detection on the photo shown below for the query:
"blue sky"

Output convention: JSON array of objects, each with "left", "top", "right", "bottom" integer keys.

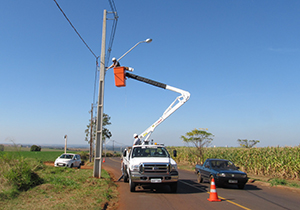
[{"left": 1, "top": 0, "right": 299, "bottom": 148}]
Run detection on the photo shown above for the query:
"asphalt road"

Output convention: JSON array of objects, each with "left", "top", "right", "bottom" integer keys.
[{"left": 102, "top": 157, "right": 300, "bottom": 210}]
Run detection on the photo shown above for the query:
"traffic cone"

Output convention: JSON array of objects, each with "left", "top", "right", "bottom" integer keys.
[
  {"left": 207, "top": 177, "right": 221, "bottom": 202},
  {"left": 103, "top": 158, "right": 105, "bottom": 163}
]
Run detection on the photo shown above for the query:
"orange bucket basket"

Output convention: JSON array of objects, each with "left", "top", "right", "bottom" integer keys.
[{"left": 113, "top": 67, "right": 126, "bottom": 87}]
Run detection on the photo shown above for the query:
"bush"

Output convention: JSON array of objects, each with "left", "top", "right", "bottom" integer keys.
[
  {"left": 77, "top": 151, "right": 89, "bottom": 162},
  {"left": 30, "top": 145, "right": 41, "bottom": 152},
  {"left": 1, "top": 155, "right": 43, "bottom": 191},
  {"left": 0, "top": 144, "right": 4, "bottom": 151}
]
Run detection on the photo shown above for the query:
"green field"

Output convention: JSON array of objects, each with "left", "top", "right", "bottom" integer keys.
[{"left": 2, "top": 146, "right": 88, "bottom": 162}]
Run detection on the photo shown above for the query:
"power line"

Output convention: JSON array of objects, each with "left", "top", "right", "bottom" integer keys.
[
  {"left": 53, "top": 0, "right": 98, "bottom": 59},
  {"left": 105, "top": 0, "right": 119, "bottom": 66}
]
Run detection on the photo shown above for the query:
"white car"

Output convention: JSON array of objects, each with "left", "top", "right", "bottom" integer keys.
[{"left": 54, "top": 153, "right": 82, "bottom": 168}]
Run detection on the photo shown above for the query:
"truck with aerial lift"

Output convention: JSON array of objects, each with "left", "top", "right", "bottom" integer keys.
[{"left": 113, "top": 67, "right": 190, "bottom": 192}]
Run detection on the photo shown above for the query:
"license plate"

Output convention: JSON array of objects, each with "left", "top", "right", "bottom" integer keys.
[
  {"left": 151, "top": 179, "right": 162, "bottom": 183},
  {"left": 229, "top": 180, "right": 238, "bottom": 183},
  {"left": 58, "top": 163, "right": 64, "bottom": 166}
]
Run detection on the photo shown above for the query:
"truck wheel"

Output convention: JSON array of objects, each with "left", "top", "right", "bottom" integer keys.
[
  {"left": 123, "top": 166, "right": 129, "bottom": 182},
  {"left": 170, "top": 183, "right": 177, "bottom": 193},
  {"left": 123, "top": 172, "right": 129, "bottom": 183},
  {"left": 197, "top": 172, "right": 203, "bottom": 183},
  {"left": 129, "top": 177, "right": 136, "bottom": 192}
]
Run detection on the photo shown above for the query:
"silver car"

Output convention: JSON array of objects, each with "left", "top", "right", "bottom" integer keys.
[{"left": 54, "top": 153, "right": 82, "bottom": 168}]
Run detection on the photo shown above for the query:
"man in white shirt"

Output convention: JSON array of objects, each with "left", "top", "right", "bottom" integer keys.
[{"left": 133, "top": 133, "right": 141, "bottom": 145}]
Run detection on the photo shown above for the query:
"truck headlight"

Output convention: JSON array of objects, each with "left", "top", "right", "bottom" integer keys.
[
  {"left": 242, "top": 174, "right": 247, "bottom": 178},
  {"left": 131, "top": 165, "right": 139, "bottom": 171},
  {"left": 217, "top": 173, "right": 226, "bottom": 177},
  {"left": 171, "top": 164, "right": 177, "bottom": 171}
]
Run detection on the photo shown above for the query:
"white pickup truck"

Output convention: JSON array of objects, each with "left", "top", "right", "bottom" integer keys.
[{"left": 122, "top": 144, "right": 178, "bottom": 193}]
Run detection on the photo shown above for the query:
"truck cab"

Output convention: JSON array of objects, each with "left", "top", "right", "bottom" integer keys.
[{"left": 122, "top": 144, "right": 178, "bottom": 192}]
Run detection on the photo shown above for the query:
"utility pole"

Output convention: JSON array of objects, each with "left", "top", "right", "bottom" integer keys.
[
  {"left": 89, "top": 103, "right": 93, "bottom": 162},
  {"left": 93, "top": 10, "right": 107, "bottom": 178},
  {"left": 64, "top": 135, "right": 67, "bottom": 153},
  {"left": 113, "top": 140, "right": 115, "bottom": 155}
]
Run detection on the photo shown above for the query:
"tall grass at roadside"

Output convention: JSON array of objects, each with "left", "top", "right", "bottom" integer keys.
[
  {"left": 168, "top": 146, "right": 300, "bottom": 180},
  {"left": 0, "top": 151, "right": 118, "bottom": 209},
  {"left": 0, "top": 152, "right": 44, "bottom": 199}
]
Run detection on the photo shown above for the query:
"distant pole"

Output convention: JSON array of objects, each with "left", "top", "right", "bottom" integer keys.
[
  {"left": 89, "top": 103, "right": 93, "bottom": 162},
  {"left": 93, "top": 10, "right": 107, "bottom": 178},
  {"left": 64, "top": 135, "right": 67, "bottom": 153}
]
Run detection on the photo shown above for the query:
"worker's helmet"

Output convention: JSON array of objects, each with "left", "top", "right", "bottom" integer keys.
[
  {"left": 112, "top": 57, "right": 116, "bottom": 61},
  {"left": 133, "top": 133, "right": 138, "bottom": 138}
]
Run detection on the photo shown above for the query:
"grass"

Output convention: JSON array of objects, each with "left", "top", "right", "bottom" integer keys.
[{"left": 0, "top": 151, "right": 118, "bottom": 210}]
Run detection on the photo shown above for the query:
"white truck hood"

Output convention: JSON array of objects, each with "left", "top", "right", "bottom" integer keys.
[{"left": 130, "top": 157, "right": 177, "bottom": 166}]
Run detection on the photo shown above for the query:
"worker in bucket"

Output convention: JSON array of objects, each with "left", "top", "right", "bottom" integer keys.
[
  {"left": 133, "top": 133, "right": 141, "bottom": 145},
  {"left": 106, "top": 57, "right": 134, "bottom": 71},
  {"left": 106, "top": 57, "right": 120, "bottom": 69}
]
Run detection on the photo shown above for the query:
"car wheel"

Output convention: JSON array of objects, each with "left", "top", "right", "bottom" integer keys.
[
  {"left": 129, "top": 177, "right": 136, "bottom": 192},
  {"left": 70, "top": 163, "right": 73, "bottom": 168},
  {"left": 238, "top": 183, "right": 245, "bottom": 189},
  {"left": 77, "top": 165, "right": 81, "bottom": 169},
  {"left": 169, "top": 183, "right": 177, "bottom": 193},
  {"left": 197, "top": 172, "right": 203, "bottom": 183}
]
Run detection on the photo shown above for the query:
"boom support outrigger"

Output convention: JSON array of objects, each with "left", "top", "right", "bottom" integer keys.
[{"left": 125, "top": 73, "right": 190, "bottom": 144}]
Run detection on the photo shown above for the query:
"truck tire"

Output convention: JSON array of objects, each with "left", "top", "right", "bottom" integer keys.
[
  {"left": 129, "top": 177, "right": 136, "bottom": 192},
  {"left": 123, "top": 171, "right": 129, "bottom": 183},
  {"left": 169, "top": 182, "right": 177, "bottom": 193},
  {"left": 197, "top": 172, "right": 203, "bottom": 183}
]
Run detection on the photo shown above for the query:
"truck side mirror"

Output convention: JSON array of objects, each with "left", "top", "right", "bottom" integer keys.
[{"left": 173, "top": 150, "right": 177, "bottom": 157}]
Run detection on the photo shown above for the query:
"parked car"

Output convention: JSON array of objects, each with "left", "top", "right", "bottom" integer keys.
[
  {"left": 54, "top": 153, "right": 82, "bottom": 168},
  {"left": 195, "top": 158, "right": 248, "bottom": 189}
]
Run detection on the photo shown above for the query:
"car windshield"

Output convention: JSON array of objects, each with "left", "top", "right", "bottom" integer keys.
[
  {"left": 59, "top": 154, "right": 74, "bottom": 159},
  {"left": 132, "top": 147, "right": 169, "bottom": 158},
  {"left": 210, "top": 160, "right": 236, "bottom": 169}
]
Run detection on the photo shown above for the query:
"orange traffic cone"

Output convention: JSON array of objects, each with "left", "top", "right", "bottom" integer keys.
[
  {"left": 103, "top": 158, "right": 105, "bottom": 163},
  {"left": 207, "top": 178, "right": 221, "bottom": 202}
]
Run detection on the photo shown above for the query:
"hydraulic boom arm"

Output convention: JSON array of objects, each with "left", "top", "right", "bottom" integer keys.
[{"left": 125, "top": 73, "right": 190, "bottom": 144}]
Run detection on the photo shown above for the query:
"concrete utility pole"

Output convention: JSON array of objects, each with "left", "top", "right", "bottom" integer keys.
[
  {"left": 89, "top": 103, "right": 93, "bottom": 162},
  {"left": 64, "top": 135, "right": 67, "bottom": 153},
  {"left": 93, "top": 10, "right": 107, "bottom": 178}
]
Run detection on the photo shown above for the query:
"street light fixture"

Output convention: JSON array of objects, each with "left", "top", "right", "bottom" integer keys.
[{"left": 117, "top": 38, "right": 152, "bottom": 61}]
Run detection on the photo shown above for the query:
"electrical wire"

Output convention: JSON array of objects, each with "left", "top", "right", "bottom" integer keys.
[
  {"left": 53, "top": 0, "right": 98, "bottom": 59},
  {"left": 53, "top": 0, "right": 119, "bottom": 120},
  {"left": 105, "top": 0, "right": 119, "bottom": 66}
]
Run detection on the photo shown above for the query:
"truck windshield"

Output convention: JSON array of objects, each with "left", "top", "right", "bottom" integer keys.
[{"left": 132, "top": 147, "right": 169, "bottom": 158}]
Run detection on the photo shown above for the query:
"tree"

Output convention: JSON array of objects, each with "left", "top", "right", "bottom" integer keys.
[
  {"left": 237, "top": 139, "right": 260, "bottom": 148},
  {"left": 30, "top": 145, "right": 41, "bottom": 151},
  {"left": 0, "top": 144, "right": 4, "bottom": 151},
  {"left": 85, "top": 113, "right": 112, "bottom": 160},
  {"left": 181, "top": 128, "right": 214, "bottom": 164}
]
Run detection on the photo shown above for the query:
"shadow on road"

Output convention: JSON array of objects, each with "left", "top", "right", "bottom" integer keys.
[{"left": 129, "top": 179, "right": 209, "bottom": 194}]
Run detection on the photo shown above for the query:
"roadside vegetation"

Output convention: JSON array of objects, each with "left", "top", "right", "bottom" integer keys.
[
  {"left": 168, "top": 146, "right": 300, "bottom": 188},
  {"left": 0, "top": 147, "right": 118, "bottom": 210}
]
